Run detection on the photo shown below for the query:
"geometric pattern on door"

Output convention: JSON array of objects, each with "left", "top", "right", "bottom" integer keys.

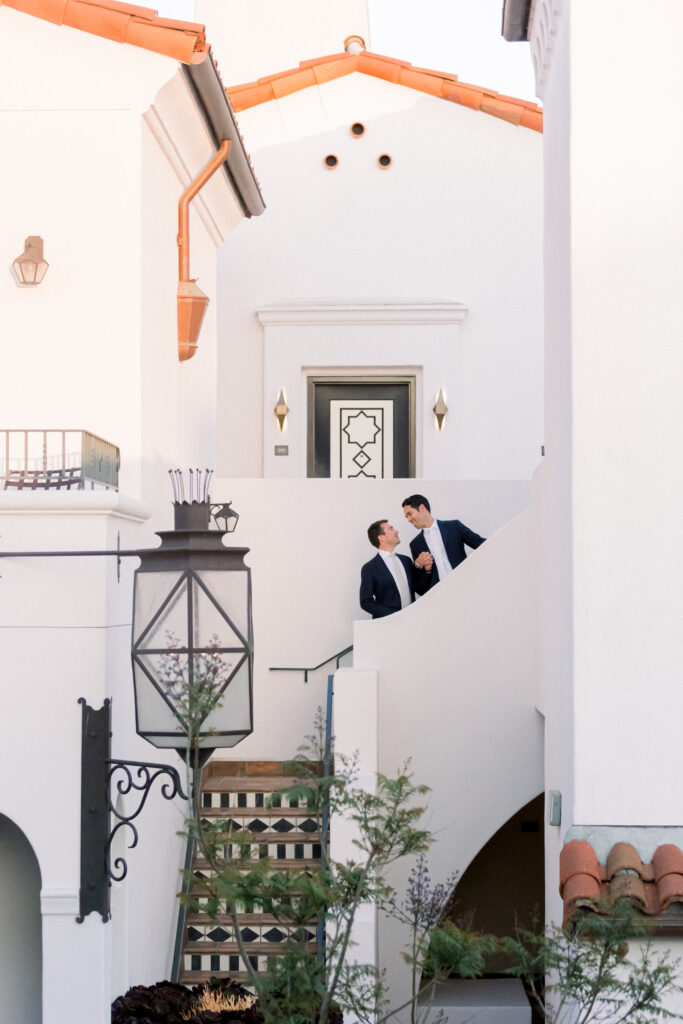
[
  {"left": 329, "top": 400, "right": 394, "bottom": 478},
  {"left": 307, "top": 376, "right": 415, "bottom": 478}
]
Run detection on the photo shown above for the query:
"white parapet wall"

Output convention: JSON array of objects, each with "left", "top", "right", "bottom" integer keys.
[
  {"left": 210, "top": 476, "right": 532, "bottom": 761},
  {"left": 0, "top": 491, "right": 189, "bottom": 1021},
  {"left": 335, "top": 508, "right": 542, "bottom": 1013}
]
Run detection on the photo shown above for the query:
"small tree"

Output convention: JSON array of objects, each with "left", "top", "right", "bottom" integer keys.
[
  {"left": 191, "top": 714, "right": 434, "bottom": 1024},
  {"left": 380, "top": 855, "right": 496, "bottom": 1024},
  {"left": 502, "top": 901, "right": 681, "bottom": 1024}
]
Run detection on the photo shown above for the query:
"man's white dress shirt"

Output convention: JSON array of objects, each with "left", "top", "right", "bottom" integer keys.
[
  {"left": 379, "top": 549, "right": 412, "bottom": 609},
  {"left": 423, "top": 520, "right": 453, "bottom": 581}
]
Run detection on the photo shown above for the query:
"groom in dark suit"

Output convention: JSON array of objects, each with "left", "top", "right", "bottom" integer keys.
[
  {"left": 359, "top": 520, "right": 418, "bottom": 618},
  {"left": 401, "top": 493, "right": 485, "bottom": 594}
]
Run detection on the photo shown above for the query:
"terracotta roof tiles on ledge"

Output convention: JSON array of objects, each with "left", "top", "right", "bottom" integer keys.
[
  {"left": 560, "top": 840, "right": 683, "bottom": 929},
  {"left": 1, "top": 0, "right": 209, "bottom": 63},
  {"left": 226, "top": 51, "right": 543, "bottom": 133}
]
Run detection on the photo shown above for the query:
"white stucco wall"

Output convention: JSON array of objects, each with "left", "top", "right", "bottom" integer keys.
[
  {"left": 216, "top": 72, "right": 543, "bottom": 481},
  {"left": 334, "top": 507, "right": 542, "bottom": 1012},
  {"left": 532, "top": 0, "right": 683, "bottom": 928},
  {"left": 0, "top": 10, "right": 252, "bottom": 1018},
  {"left": 0, "top": 8, "right": 242, "bottom": 512},
  {"left": 0, "top": 495, "right": 190, "bottom": 1022},
  {"left": 531, "top": 4, "right": 573, "bottom": 926},
  {"left": 210, "top": 475, "right": 531, "bottom": 760},
  {"left": 566, "top": 1, "right": 683, "bottom": 827}
]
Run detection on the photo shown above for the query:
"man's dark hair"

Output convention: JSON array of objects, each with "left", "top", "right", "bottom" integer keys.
[
  {"left": 367, "top": 519, "right": 388, "bottom": 548},
  {"left": 401, "top": 494, "right": 431, "bottom": 513}
]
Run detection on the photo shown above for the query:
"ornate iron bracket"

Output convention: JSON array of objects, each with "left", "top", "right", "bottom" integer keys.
[
  {"left": 107, "top": 759, "right": 186, "bottom": 883},
  {"left": 78, "top": 699, "right": 187, "bottom": 923}
]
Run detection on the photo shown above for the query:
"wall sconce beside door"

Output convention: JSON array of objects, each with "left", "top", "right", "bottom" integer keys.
[
  {"left": 274, "top": 389, "right": 289, "bottom": 431},
  {"left": 433, "top": 389, "right": 448, "bottom": 431},
  {"left": 13, "top": 236, "right": 49, "bottom": 285}
]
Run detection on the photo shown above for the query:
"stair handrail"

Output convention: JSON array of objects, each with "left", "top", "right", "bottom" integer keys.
[
  {"left": 316, "top": 673, "right": 334, "bottom": 961},
  {"left": 269, "top": 645, "right": 353, "bottom": 682}
]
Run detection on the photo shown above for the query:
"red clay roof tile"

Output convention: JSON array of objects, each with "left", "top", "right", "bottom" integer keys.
[
  {"left": 227, "top": 50, "right": 543, "bottom": 133},
  {"left": 1, "top": 0, "right": 209, "bottom": 63},
  {"left": 653, "top": 844, "right": 683, "bottom": 881},
  {"left": 606, "top": 842, "right": 647, "bottom": 879},
  {"left": 560, "top": 839, "right": 602, "bottom": 888},
  {"left": 561, "top": 841, "right": 683, "bottom": 929}
]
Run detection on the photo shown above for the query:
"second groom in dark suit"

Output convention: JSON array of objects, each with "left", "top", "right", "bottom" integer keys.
[
  {"left": 401, "top": 493, "right": 486, "bottom": 594},
  {"left": 359, "top": 520, "right": 417, "bottom": 618}
]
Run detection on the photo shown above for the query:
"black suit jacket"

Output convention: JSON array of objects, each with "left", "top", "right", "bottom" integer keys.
[
  {"left": 359, "top": 552, "right": 416, "bottom": 619},
  {"left": 409, "top": 519, "right": 485, "bottom": 592}
]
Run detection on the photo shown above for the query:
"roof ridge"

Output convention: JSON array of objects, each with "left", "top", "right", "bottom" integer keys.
[{"left": 226, "top": 50, "right": 542, "bottom": 133}]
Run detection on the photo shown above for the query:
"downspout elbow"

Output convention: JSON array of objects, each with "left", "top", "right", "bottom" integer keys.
[{"left": 177, "top": 139, "right": 231, "bottom": 362}]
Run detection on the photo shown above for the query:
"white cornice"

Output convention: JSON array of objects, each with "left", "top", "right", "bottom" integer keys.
[
  {"left": 0, "top": 491, "right": 151, "bottom": 521},
  {"left": 41, "top": 888, "right": 80, "bottom": 916},
  {"left": 256, "top": 300, "right": 469, "bottom": 327},
  {"left": 528, "top": 0, "right": 563, "bottom": 99}
]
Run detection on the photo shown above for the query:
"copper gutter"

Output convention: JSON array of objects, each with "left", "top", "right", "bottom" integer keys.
[{"left": 177, "top": 138, "right": 230, "bottom": 362}]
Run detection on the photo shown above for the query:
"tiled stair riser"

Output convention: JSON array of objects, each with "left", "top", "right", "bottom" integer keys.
[
  {"left": 180, "top": 768, "right": 323, "bottom": 987},
  {"left": 202, "top": 792, "right": 312, "bottom": 810}
]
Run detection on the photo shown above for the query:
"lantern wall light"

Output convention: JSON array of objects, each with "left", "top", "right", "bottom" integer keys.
[
  {"left": 0, "top": 469, "right": 252, "bottom": 923},
  {"left": 433, "top": 388, "right": 448, "bottom": 431},
  {"left": 274, "top": 389, "right": 289, "bottom": 431},
  {"left": 12, "top": 235, "right": 49, "bottom": 285}
]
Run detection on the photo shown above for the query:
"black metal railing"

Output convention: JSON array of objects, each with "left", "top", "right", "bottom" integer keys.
[
  {"left": 1, "top": 429, "right": 120, "bottom": 491},
  {"left": 269, "top": 645, "right": 353, "bottom": 682}
]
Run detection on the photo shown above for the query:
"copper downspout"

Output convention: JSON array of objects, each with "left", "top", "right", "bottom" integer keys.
[{"left": 177, "top": 139, "right": 231, "bottom": 362}]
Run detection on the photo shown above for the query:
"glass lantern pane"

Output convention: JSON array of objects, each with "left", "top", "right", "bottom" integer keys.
[
  {"left": 21, "top": 260, "right": 38, "bottom": 284},
  {"left": 136, "top": 648, "right": 247, "bottom": 735},
  {"left": 191, "top": 575, "right": 248, "bottom": 649},
  {"left": 195, "top": 570, "right": 250, "bottom": 643},
  {"left": 134, "top": 572, "right": 189, "bottom": 649},
  {"left": 204, "top": 658, "right": 253, "bottom": 737},
  {"left": 133, "top": 659, "right": 186, "bottom": 746},
  {"left": 137, "top": 651, "right": 190, "bottom": 717}
]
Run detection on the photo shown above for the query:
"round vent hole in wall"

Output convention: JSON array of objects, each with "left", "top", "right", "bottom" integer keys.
[
  {"left": 324, "top": 154, "right": 339, "bottom": 169},
  {"left": 378, "top": 154, "right": 392, "bottom": 168},
  {"left": 351, "top": 122, "right": 365, "bottom": 137}
]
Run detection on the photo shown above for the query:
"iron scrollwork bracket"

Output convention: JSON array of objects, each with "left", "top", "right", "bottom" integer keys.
[
  {"left": 78, "top": 699, "right": 187, "bottom": 923},
  {"left": 107, "top": 759, "right": 187, "bottom": 884}
]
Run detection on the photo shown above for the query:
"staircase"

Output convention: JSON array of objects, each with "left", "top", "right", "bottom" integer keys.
[{"left": 180, "top": 760, "right": 323, "bottom": 986}]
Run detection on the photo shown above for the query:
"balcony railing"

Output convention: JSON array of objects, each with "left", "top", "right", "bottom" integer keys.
[{"left": 1, "top": 430, "right": 120, "bottom": 491}]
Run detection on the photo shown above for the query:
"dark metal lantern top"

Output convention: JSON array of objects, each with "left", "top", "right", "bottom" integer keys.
[
  {"left": 174, "top": 500, "right": 211, "bottom": 531},
  {"left": 136, "top": 502, "right": 249, "bottom": 573}
]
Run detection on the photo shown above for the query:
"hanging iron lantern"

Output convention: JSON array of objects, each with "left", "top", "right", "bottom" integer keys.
[{"left": 131, "top": 493, "right": 252, "bottom": 765}]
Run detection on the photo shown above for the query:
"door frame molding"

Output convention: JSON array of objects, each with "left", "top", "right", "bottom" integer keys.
[{"left": 306, "top": 375, "right": 416, "bottom": 478}]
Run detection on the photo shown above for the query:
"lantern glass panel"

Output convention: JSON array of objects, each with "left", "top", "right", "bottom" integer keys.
[
  {"left": 21, "top": 260, "right": 38, "bottom": 284},
  {"left": 133, "top": 660, "right": 188, "bottom": 743},
  {"left": 133, "top": 571, "right": 189, "bottom": 648},
  {"left": 190, "top": 574, "right": 247, "bottom": 648},
  {"left": 195, "top": 657, "right": 253, "bottom": 747},
  {"left": 195, "top": 570, "right": 250, "bottom": 641}
]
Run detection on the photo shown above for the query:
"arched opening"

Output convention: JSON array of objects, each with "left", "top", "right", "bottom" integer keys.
[
  {"left": 446, "top": 793, "right": 545, "bottom": 950},
  {"left": 419, "top": 795, "right": 544, "bottom": 1024},
  {"left": 0, "top": 814, "right": 43, "bottom": 1023}
]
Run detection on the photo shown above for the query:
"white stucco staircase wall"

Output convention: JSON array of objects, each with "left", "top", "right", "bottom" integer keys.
[{"left": 334, "top": 508, "right": 543, "bottom": 1013}]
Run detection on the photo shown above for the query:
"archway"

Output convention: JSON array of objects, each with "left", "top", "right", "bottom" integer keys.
[
  {"left": 445, "top": 792, "right": 545, "bottom": 952},
  {"left": 0, "top": 814, "right": 43, "bottom": 1023}
]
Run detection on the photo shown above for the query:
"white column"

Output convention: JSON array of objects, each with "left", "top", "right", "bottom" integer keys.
[
  {"left": 42, "top": 889, "right": 111, "bottom": 1024},
  {"left": 330, "top": 667, "right": 379, "bottom": 1006}
]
